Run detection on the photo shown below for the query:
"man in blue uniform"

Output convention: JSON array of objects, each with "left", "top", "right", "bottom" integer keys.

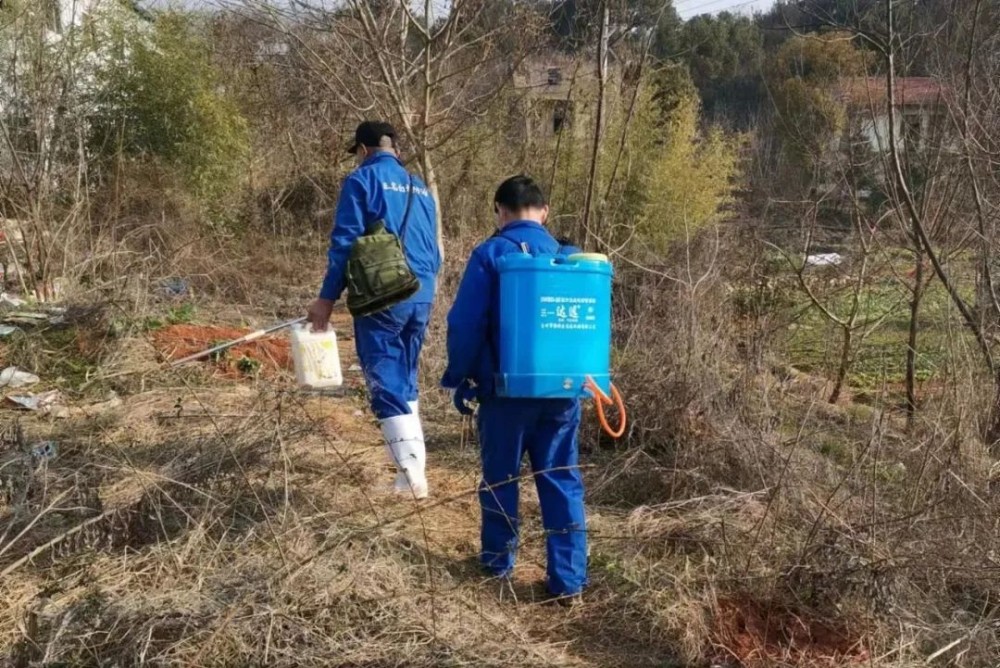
[
  {"left": 307, "top": 121, "right": 441, "bottom": 500},
  {"left": 441, "top": 175, "right": 587, "bottom": 604}
]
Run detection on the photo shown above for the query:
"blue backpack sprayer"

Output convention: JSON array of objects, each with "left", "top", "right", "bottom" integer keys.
[{"left": 494, "top": 250, "right": 626, "bottom": 438}]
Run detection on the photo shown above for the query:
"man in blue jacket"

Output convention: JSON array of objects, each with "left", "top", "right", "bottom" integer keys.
[
  {"left": 307, "top": 121, "right": 441, "bottom": 500},
  {"left": 441, "top": 175, "right": 587, "bottom": 604}
]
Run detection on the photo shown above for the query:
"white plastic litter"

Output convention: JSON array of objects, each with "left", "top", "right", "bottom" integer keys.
[
  {"left": 804, "top": 253, "right": 843, "bottom": 267},
  {"left": 3, "top": 312, "right": 49, "bottom": 326},
  {"left": 7, "top": 390, "right": 61, "bottom": 412},
  {"left": 0, "top": 293, "right": 26, "bottom": 308},
  {"left": 49, "top": 391, "right": 121, "bottom": 419},
  {"left": 0, "top": 366, "right": 40, "bottom": 388}
]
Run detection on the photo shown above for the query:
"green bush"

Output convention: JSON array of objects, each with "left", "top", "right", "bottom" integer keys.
[
  {"left": 88, "top": 11, "right": 249, "bottom": 203},
  {"left": 636, "top": 91, "right": 741, "bottom": 249},
  {"left": 540, "top": 63, "right": 740, "bottom": 252},
  {"left": 768, "top": 32, "right": 866, "bottom": 176}
]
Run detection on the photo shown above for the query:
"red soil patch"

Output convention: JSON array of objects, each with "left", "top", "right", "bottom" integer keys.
[
  {"left": 151, "top": 324, "right": 292, "bottom": 379},
  {"left": 709, "top": 596, "right": 869, "bottom": 667}
]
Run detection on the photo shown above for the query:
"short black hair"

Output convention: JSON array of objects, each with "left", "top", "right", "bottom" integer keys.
[{"left": 494, "top": 175, "right": 547, "bottom": 211}]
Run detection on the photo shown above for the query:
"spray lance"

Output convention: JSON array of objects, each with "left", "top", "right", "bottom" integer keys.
[
  {"left": 166, "top": 319, "right": 625, "bottom": 436},
  {"left": 168, "top": 316, "right": 344, "bottom": 391},
  {"left": 168, "top": 317, "right": 307, "bottom": 367}
]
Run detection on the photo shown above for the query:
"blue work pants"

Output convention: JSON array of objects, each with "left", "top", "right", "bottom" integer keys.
[
  {"left": 477, "top": 397, "right": 587, "bottom": 596},
  {"left": 354, "top": 302, "right": 432, "bottom": 419}
]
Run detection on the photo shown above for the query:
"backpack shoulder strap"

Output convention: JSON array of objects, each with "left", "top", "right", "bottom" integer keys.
[
  {"left": 495, "top": 230, "right": 577, "bottom": 256},
  {"left": 398, "top": 174, "right": 415, "bottom": 241},
  {"left": 495, "top": 230, "right": 531, "bottom": 255}
]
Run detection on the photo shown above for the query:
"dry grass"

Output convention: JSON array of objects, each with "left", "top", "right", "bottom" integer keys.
[
  {"left": 2, "top": 231, "right": 1000, "bottom": 667},
  {"left": 0, "top": 309, "right": 687, "bottom": 667}
]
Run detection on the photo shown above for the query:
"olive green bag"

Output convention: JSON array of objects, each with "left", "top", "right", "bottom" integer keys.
[{"left": 345, "top": 176, "right": 420, "bottom": 317}]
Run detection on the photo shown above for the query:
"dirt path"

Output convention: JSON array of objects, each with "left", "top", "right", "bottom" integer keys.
[{"left": 0, "top": 311, "right": 683, "bottom": 667}]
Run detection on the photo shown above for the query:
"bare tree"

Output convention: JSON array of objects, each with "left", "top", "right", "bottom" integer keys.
[
  {"left": 767, "top": 199, "right": 901, "bottom": 404},
  {"left": 938, "top": 0, "right": 1000, "bottom": 338},
  {"left": 0, "top": 0, "right": 94, "bottom": 300},
  {"left": 844, "top": 72, "right": 968, "bottom": 422},
  {"left": 233, "top": 0, "right": 544, "bottom": 257},
  {"left": 787, "top": 0, "right": 992, "bottom": 428},
  {"left": 871, "top": 0, "right": 1000, "bottom": 439}
]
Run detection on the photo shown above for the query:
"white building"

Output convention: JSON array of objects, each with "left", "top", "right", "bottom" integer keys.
[
  {"left": 837, "top": 77, "right": 949, "bottom": 155},
  {"left": 513, "top": 54, "right": 612, "bottom": 143},
  {"left": 0, "top": 0, "right": 146, "bottom": 159}
]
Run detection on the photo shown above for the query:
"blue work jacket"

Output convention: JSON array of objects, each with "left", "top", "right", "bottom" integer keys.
[
  {"left": 319, "top": 152, "right": 441, "bottom": 303},
  {"left": 442, "top": 221, "right": 578, "bottom": 397}
]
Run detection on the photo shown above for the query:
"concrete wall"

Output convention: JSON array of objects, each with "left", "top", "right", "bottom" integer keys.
[{"left": 854, "top": 107, "right": 937, "bottom": 154}]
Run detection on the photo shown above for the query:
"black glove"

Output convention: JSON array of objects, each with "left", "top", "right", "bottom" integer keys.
[{"left": 452, "top": 379, "right": 478, "bottom": 416}]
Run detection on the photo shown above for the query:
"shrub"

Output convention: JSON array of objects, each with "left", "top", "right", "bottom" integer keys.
[
  {"left": 636, "top": 92, "right": 741, "bottom": 250},
  {"left": 767, "top": 32, "right": 866, "bottom": 178},
  {"left": 87, "top": 11, "right": 249, "bottom": 203}
]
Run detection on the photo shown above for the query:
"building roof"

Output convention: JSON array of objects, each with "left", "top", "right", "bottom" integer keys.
[{"left": 837, "top": 77, "right": 947, "bottom": 108}]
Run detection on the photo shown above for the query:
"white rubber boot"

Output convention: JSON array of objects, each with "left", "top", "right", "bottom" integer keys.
[
  {"left": 381, "top": 413, "right": 428, "bottom": 499},
  {"left": 408, "top": 400, "right": 426, "bottom": 471}
]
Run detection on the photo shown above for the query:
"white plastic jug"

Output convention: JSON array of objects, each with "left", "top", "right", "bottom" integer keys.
[{"left": 290, "top": 324, "right": 343, "bottom": 389}]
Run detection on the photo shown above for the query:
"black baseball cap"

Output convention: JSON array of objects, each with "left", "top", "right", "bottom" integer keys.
[{"left": 347, "top": 121, "right": 397, "bottom": 154}]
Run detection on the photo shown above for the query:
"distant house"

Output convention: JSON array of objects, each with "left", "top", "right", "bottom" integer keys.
[
  {"left": 836, "top": 77, "right": 950, "bottom": 155},
  {"left": 60, "top": 0, "right": 101, "bottom": 29},
  {"left": 512, "top": 55, "right": 612, "bottom": 143}
]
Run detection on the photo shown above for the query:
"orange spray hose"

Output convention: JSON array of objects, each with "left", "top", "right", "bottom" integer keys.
[{"left": 584, "top": 376, "right": 627, "bottom": 439}]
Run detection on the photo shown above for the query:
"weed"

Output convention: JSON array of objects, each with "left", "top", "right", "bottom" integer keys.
[
  {"left": 143, "top": 317, "right": 165, "bottom": 331},
  {"left": 208, "top": 340, "right": 229, "bottom": 363},
  {"left": 143, "top": 304, "right": 196, "bottom": 332},
  {"left": 167, "top": 303, "right": 197, "bottom": 325},
  {"left": 236, "top": 355, "right": 261, "bottom": 376}
]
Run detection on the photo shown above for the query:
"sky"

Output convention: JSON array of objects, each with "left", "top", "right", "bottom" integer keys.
[
  {"left": 138, "top": 0, "right": 779, "bottom": 23},
  {"left": 676, "top": 0, "right": 777, "bottom": 21}
]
